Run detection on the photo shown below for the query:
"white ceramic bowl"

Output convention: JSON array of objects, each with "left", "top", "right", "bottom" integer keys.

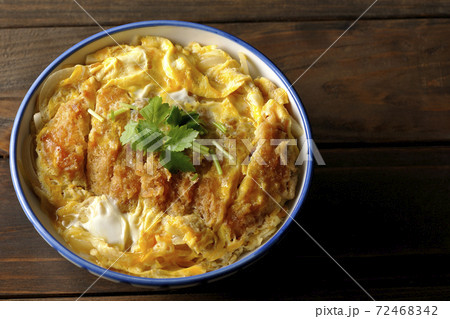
[{"left": 10, "top": 20, "right": 313, "bottom": 288}]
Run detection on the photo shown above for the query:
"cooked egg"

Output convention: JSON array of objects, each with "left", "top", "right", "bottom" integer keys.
[{"left": 80, "top": 195, "right": 130, "bottom": 249}]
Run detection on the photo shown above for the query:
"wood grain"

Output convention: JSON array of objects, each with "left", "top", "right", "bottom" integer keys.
[
  {"left": 1, "top": 0, "right": 449, "bottom": 303},
  {"left": 11, "top": 283, "right": 450, "bottom": 300},
  {"left": 2, "top": 147, "right": 449, "bottom": 299},
  {"left": 1, "top": 19, "right": 450, "bottom": 154},
  {"left": 1, "top": 0, "right": 450, "bottom": 28}
]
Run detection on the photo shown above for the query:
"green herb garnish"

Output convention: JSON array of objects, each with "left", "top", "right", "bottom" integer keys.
[
  {"left": 212, "top": 121, "right": 227, "bottom": 134},
  {"left": 165, "top": 125, "right": 200, "bottom": 152},
  {"left": 88, "top": 109, "right": 105, "bottom": 122},
  {"left": 193, "top": 142, "right": 210, "bottom": 156},
  {"left": 167, "top": 105, "right": 208, "bottom": 134},
  {"left": 160, "top": 149, "right": 195, "bottom": 173},
  {"left": 119, "top": 96, "right": 207, "bottom": 173},
  {"left": 212, "top": 140, "right": 234, "bottom": 161},
  {"left": 120, "top": 102, "right": 138, "bottom": 110},
  {"left": 110, "top": 107, "right": 129, "bottom": 121},
  {"left": 110, "top": 103, "right": 138, "bottom": 121},
  {"left": 211, "top": 153, "right": 223, "bottom": 175}
]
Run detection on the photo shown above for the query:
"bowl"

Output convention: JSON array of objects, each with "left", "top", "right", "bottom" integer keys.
[{"left": 10, "top": 20, "right": 313, "bottom": 289}]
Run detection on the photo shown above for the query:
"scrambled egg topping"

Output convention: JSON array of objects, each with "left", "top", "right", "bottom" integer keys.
[{"left": 34, "top": 36, "right": 301, "bottom": 277}]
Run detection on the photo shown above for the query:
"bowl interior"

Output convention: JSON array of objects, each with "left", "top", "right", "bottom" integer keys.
[{"left": 11, "top": 21, "right": 312, "bottom": 285}]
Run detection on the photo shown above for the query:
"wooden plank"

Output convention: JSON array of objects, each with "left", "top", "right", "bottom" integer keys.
[
  {"left": 7, "top": 257, "right": 450, "bottom": 300},
  {"left": 1, "top": 0, "right": 450, "bottom": 28},
  {"left": 1, "top": 147, "right": 449, "bottom": 298},
  {"left": 0, "top": 98, "right": 19, "bottom": 157},
  {"left": 1, "top": 19, "right": 450, "bottom": 154},
  {"left": 10, "top": 283, "right": 450, "bottom": 301}
]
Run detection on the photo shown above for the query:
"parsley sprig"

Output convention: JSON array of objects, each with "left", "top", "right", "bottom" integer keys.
[{"left": 119, "top": 96, "right": 208, "bottom": 173}]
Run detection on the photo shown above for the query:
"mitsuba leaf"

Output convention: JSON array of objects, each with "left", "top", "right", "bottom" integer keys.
[
  {"left": 131, "top": 123, "right": 162, "bottom": 152},
  {"left": 166, "top": 106, "right": 182, "bottom": 127},
  {"left": 119, "top": 96, "right": 208, "bottom": 173},
  {"left": 139, "top": 96, "right": 170, "bottom": 125},
  {"left": 165, "top": 126, "right": 199, "bottom": 152},
  {"left": 160, "top": 150, "right": 195, "bottom": 173},
  {"left": 167, "top": 106, "right": 207, "bottom": 134},
  {"left": 120, "top": 122, "right": 139, "bottom": 145}
]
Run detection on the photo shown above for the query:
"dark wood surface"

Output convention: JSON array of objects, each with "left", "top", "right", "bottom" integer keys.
[
  {"left": 1, "top": 0, "right": 449, "bottom": 300},
  {"left": 2, "top": 0, "right": 450, "bottom": 28}
]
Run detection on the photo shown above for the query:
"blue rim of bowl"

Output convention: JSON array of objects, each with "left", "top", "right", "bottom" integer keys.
[{"left": 10, "top": 20, "right": 313, "bottom": 287}]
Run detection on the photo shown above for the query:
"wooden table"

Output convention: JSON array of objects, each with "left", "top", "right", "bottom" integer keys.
[{"left": 1, "top": 0, "right": 449, "bottom": 300}]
